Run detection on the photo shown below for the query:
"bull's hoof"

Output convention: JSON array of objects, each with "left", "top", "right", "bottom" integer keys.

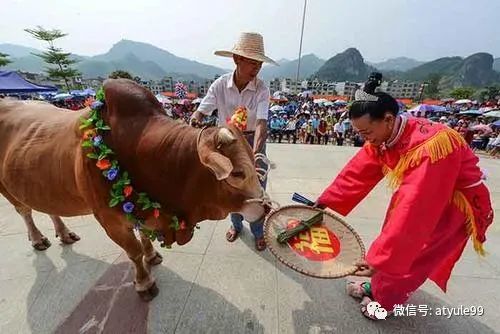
[
  {"left": 137, "top": 282, "right": 159, "bottom": 301},
  {"left": 146, "top": 252, "right": 163, "bottom": 266},
  {"left": 57, "top": 231, "right": 81, "bottom": 245},
  {"left": 32, "top": 237, "right": 51, "bottom": 251}
]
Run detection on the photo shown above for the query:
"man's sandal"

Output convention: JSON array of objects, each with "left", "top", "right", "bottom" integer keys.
[{"left": 346, "top": 281, "right": 372, "bottom": 300}]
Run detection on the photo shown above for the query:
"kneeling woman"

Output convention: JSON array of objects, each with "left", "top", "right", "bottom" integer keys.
[{"left": 316, "top": 80, "right": 494, "bottom": 320}]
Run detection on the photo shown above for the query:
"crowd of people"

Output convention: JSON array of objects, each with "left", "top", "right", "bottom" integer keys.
[{"left": 264, "top": 95, "right": 500, "bottom": 157}]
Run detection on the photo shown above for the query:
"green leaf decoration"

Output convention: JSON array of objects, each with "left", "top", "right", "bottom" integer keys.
[
  {"left": 170, "top": 216, "right": 180, "bottom": 231},
  {"left": 109, "top": 197, "right": 120, "bottom": 207},
  {"left": 86, "top": 152, "right": 99, "bottom": 159},
  {"left": 96, "top": 87, "right": 105, "bottom": 102}
]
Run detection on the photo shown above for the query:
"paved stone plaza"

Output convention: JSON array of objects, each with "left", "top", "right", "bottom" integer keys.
[{"left": 0, "top": 144, "right": 499, "bottom": 333}]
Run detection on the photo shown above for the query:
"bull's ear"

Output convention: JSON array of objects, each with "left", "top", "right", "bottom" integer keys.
[
  {"left": 198, "top": 128, "right": 234, "bottom": 180},
  {"left": 200, "top": 152, "right": 234, "bottom": 180}
]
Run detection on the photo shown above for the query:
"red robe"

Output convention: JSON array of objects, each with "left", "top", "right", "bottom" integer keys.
[{"left": 317, "top": 117, "right": 494, "bottom": 310}]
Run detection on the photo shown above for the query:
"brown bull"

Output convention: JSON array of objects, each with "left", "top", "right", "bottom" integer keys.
[{"left": 0, "top": 79, "right": 268, "bottom": 300}]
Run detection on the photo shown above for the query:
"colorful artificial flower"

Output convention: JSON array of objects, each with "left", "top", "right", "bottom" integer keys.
[
  {"left": 153, "top": 208, "right": 160, "bottom": 219},
  {"left": 123, "top": 202, "right": 135, "bottom": 213},
  {"left": 229, "top": 106, "right": 248, "bottom": 131},
  {"left": 93, "top": 135, "right": 103, "bottom": 147},
  {"left": 83, "top": 129, "right": 95, "bottom": 140},
  {"left": 91, "top": 100, "right": 104, "bottom": 110},
  {"left": 123, "top": 185, "right": 133, "bottom": 197},
  {"left": 180, "top": 221, "right": 187, "bottom": 230},
  {"left": 106, "top": 167, "right": 119, "bottom": 181},
  {"left": 96, "top": 159, "right": 111, "bottom": 170}
]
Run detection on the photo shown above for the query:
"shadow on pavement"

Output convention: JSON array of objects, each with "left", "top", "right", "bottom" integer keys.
[{"left": 27, "top": 246, "right": 264, "bottom": 334}]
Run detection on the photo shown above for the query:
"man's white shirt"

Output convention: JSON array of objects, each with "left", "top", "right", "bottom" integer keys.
[{"left": 197, "top": 72, "right": 270, "bottom": 131}]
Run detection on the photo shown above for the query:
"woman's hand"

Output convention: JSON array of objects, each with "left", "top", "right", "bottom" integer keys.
[
  {"left": 312, "top": 201, "right": 326, "bottom": 209},
  {"left": 352, "top": 259, "right": 376, "bottom": 277}
]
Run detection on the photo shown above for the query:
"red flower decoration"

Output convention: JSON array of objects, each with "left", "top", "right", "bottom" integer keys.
[
  {"left": 123, "top": 185, "right": 133, "bottom": 198},
  {"left": 180, "top": 221, "right": 187, "bottom": 230},
  {"left": 153, "top": 208, "right": 160, "bottom": 219},
  {"left": 96, "top": 159, "right": 111, "bottom": 170}
]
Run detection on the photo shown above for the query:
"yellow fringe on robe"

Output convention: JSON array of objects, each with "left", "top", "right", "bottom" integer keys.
[{"left": 382, "top": 128, "right": 485, "bottom": 255}]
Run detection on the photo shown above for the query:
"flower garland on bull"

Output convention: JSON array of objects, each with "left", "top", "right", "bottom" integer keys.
[{"left": 79, "top": 88, "right": 192, "bottom": 248}]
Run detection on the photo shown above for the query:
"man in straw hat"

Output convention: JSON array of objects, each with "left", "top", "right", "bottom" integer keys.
[{"left": 190, "top": 32, "right": 278, "bottom": 251}]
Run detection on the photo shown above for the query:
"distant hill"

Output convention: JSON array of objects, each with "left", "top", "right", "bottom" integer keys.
[
  {"left": 1, "top": 40, "right": 227, "bottom": 80},
  {"left": 494, "top": 58, "right": 500, "bottom": 72},
  {"left": 90, "top": 40, "right": 226, "bottom": 79},
  {"left": 0, "top": 43, "right": 41, "bottom": 58},
  {"left": 398, "top": 53, "right": 500, "bottom": 89},
  {"left": 368, "top": 57, "right": 423, "bottom": 72},
  {"left": 402, "top": 57, "right": 463, "bottom": 82},
  {"left": 2, "top": 41, "right": 500, "bottom": 89},
  {"left": 439, "top": 53, "right": 500, "bottom": 89},
  {"left": 314, "top": 48, "right": 376, "bottom": 82},
  {"left": 260, "top": 54, "right": 325, "bottom": 81}
]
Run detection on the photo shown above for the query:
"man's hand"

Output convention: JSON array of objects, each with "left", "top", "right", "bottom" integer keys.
[
  {"left": 190, "top": 110, "right": 204, "bottom": 127},
  {"left": 352, "top": 259, "right": 376, "bottom": 277}
]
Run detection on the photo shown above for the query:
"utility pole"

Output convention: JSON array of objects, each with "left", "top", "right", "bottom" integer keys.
[{"left": 295, "top": 0, "right": 308, "bottom": 92}]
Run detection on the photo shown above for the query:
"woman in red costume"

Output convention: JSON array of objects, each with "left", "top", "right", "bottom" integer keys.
[{"left": 315, "top": 73, "right": 494, "bottom": 320}]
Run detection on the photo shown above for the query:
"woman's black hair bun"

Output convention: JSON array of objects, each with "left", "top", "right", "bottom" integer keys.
[{"left": 364, "top": 72, "right": 383, "bottom": 94}]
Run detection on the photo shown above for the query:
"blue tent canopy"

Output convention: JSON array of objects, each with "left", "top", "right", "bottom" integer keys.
[{"left": 0, "top": 71, "right": 57, "bottom": 93}]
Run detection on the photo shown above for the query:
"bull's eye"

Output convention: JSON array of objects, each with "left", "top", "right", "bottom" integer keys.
[{"left": 230, "top": 171, "right": 245, "bottom": 178}]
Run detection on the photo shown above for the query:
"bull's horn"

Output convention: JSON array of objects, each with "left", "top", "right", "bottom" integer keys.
[{"left": 217, "top": 128, "right": 236, "bottom": 146}]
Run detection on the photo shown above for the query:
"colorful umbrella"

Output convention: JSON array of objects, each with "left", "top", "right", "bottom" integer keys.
[{"left": 484, "top": 110, "right": 500, "bottom": 118}]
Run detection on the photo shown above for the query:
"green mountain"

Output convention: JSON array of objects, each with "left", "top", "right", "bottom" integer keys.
[
  {"left": 260, "top": 54, "right": 325, "bottom": 81},
  {"left": 314, "top": 48, "right": 376, "bottom": 82},
  {"left": 400, "top": 53, "right": 500, "bottom": 89},
  {"left": 90, "top": 39, "right": 225, "bottom": 79},
  {"left": 0, "top": 43, "right": 40, "bottom": 58},
  {"left": 439, "top": 53, "right": 500, "bottom": 88},
  {"left": 367, "top": 57, "right": 423, "bottom": 72},
  {"left": 1, "top": 40, "right": 226, "bottom": 80},
  {"left": 494, "top": 58, "right": 500, "bottom": 72},
  {"left": 402, "top": 57, "right": 463, "bottom": 81}
]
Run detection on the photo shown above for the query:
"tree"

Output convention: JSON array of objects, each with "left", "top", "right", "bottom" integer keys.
[
  {"left": 0, "top": 52, "right": 12, "bottom": 67},
  {"left": 109, "top": 70, "right": 133, "bottom": 80},
  {"left": 450, "top": 87, "right": 475, "bottom": 100},
  {"left": 474, "top": 86, "right": 500, "bottom": 103},
  {"left": 422, "top": 73, "right": 442, "bottom": 99},
  {"left": 25, "top": 26, "right": 80, "bottom": 90}
]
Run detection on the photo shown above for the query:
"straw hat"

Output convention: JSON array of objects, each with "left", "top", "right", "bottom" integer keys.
[{"left": 215, "top": 32, "right": 279, "bottom": 66}]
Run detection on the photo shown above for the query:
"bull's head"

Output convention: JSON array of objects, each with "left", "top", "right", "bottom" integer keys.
[{"left": 197, "top": 125, "right": 267, "bottom": 223}]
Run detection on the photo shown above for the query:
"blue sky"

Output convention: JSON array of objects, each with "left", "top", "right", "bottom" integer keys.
[{"left": 2, "top": 0, "right": 499, "bottom": 68}]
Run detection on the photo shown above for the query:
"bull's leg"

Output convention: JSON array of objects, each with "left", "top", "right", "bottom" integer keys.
[
  {"left": 17, "top": 207, "right": 52, "bottom": 251},
  {"left": 95, "top": 213, "right": 158, "bottom": 301},
  {"left": 49, "top": 215, "right": 81, "bottom": 244},
  {"left": 139, "top": 232, "right": 163, "bottom": 266},
  {"left": 0, "top": 183, "right": 50, "bottom": 251}
]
